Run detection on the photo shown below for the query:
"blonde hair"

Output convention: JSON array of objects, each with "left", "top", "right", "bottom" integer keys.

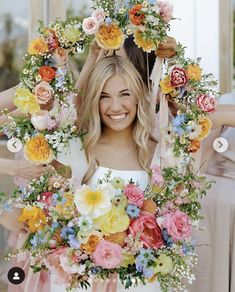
[{"left": 78, "top": 56, "right": 152, "bottom": 183}]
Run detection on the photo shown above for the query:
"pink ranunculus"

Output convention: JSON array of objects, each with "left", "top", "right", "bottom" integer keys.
[
  {"left": 129, "top": 212, "right": 164, "bottom": 248},
  {"left": 196, "top": 94, "right": 216, "bottom": 113},
  {"left": 52, "top": 47, "right": 68, "bottom": 67},
  {"left": 91, "top": 8, "right": 105, "bottom": 24},
  {"left": 170, "top": 66, "right": 188, "bottom": 87},
  {"left": 38, "top": 191, "right": 54, "bottom": 206},
  {"left": 124, "top": 184, "right": 144, "bottom": 208},
  {"left": 82, "top": 17, "right": 99, "bottom": 35},
  {"left": 164, "top": 210, "right": 191, "bottom": 241},
  {"left": 156, "top": 1, "right": 174, "bottom": 23},
  {"left": 150, "top": 164, "right": 164, "bottom": 186},
  {"left": 34, "top": 81, "right": 53, "bottom": 105},
  {"left": 92, "top": 240, "right": 123, "bottom": 269}
]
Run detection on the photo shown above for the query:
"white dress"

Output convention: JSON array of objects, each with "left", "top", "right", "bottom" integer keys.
[{"left": 50, "top": 162, "right": 161, "bottom": 292}]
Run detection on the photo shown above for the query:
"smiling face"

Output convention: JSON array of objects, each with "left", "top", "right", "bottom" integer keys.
[{"left": 99, "top": 74, "right": 137, "bottom": 132}]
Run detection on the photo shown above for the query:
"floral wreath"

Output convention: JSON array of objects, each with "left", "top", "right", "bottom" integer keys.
[{"left": 0, "top": 1, "right": 219, "bottom": 291}]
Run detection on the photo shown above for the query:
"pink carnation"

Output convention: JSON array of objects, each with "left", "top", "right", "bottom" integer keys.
[
  {"left": 124, "top": 184, "right": 144, "bottom": 208},
  {"left": 129, "top": 212, "right": 164, "bottom": 248},
  {"left": 92, "top": 240, "right": 123, "bottom": 269},
  {"left": 156, "top": 1, "right": 173, "bottom": 23},
  {"left": 164, "top": 210, "right": 191, "bottom": 241},
  {"left": 170, "top": 66, "right": 188, "bottom": 87},
  {"left": 196, "top": 94, "right": 216, "bottom": 113},
  {"left": 150, "top": 164, "right": 164, "bottom": 186},
  {"left": 82, "top": 17, "right": 99, "bottom": 35}
]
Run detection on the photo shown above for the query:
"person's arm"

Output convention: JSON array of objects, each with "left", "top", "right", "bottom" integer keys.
[
  {"left": 155, "top": 36, "right": 177, "bottom": 59},
  {"left": 0, "top": 207, "right": 28, "bottom": 233},
  {"left": 0, "top": 85, "right": 18, "bottom": 113},
  {"left": 209, "top": 104, "right": 235, "bottom": 128},
  {"left": 0, "top": 158, "right": 47, "bottom": 179}
]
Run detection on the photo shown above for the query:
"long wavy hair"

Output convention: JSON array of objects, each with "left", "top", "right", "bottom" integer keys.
[{"left": 78, "top": 56, "right": 152, "bottom": 184}]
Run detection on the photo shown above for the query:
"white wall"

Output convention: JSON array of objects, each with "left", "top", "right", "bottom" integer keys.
[{"left": 169, "top": 0, "right": 220, "bottom": 87}]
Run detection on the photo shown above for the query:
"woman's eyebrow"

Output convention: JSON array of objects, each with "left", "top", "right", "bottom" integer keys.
[{"left": 119, "top": 89, "right": 130, "bottom": 93}]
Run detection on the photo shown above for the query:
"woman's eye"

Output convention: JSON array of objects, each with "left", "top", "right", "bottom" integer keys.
[
  {"left": 100, "top": 95, "right": 109, "bottom": 99},
  {"left": 120, "top": 93, "right": 130, "bottom": 97}
]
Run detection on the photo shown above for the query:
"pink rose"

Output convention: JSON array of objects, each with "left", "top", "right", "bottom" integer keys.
[
  {"left": 52, "top": 47, "right": 68, "bottom": 67},
  {"left": 92, "top": 8, "right": 105, "bottom": 24},
  {"left": 164, "top": 210, "right": 191, "bottom": 241},
  {"left": 34, "top": 81, "right": 53, "bottom": 105},
  {"left": 82, "top": 17, "right": 99, "bottom": 35},
  {"left": 150, "top": 165, "right": 164, "bottom": 186},
  {"left": 196, "top": 94, "right": 216, "bottom": 113},
  {"left": 92, "top": 240, "right": 123, "bottom": 269},
  {"left": 129, "top": 212, "right": 164, "bottom": 248},
  {"left": 124, "top": 184, "right": 144, "bottom": 208},
  {"left": 38, "top": 191, "right": 54, "bottom": 206},
  {"left": 156, "top": 1, "right": 173, "bottom": 23},
  {"left": 170, "top": 66, "right": 188, "bottom": 87}
]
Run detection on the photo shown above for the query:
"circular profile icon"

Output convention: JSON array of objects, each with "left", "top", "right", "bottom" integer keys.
[
  {"left": 213, "top": 137, "right": 229, "bottom": 153},
  {"left": 7, "top": 267, "right": 25, "bottom": 285}
]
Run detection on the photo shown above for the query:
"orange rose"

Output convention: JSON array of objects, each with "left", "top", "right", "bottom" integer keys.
[
  {"left": 197, "top": 117, "right": 212, "bottom": 141},
  {"left": 186, "top": 64, "right": 202, "bottom": 81},
  {"left": 81, "top": 235, "right": 101, "bottom": 254},
  {"left": 95, "top": 24, "right": 124, "bottom": 50},
  {"left": 160, "top": 76, "right": 175, "bottom": 94},
  {"left": 129, "top": 4, "right": 145, "bottom": 26},
  {"left": 134, "top": 30, "right": 157, "bottom": 53},
  {"left": 187, "top": 139, "right": 200, "bottom": 153},
  {"left": 24, "top": 134, "right": 54, "bottom": 164},
  {"left": 38, "top": 66, "right": 56, "bottom": 82},
  {"left": 28, "top": 38, "right": 48, "bottom": 55}
]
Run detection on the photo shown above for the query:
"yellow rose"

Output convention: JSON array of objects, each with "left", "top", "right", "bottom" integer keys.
[
  {"left": 133, "top": 30, "right": 157, "bottom": 53},
  {"left": 197, "top": 117, "right": 212, "bottom": 141},
  {"left": 96, "top": 24, "right": 124, "bottom": 50},
  {"left": 18, "top": 206, "right": 47, "bottom": 233},
  {"left": 160, "top": 76, "right": 175, "bottom": 94},
  {"left": 94, "top": 206, "right": 130, "bottom": 235},
  {"left": 14, "top": 88, "right": 40, "bottom": 114},
  {"left": 153, "top": 254, "right": 173, "bottom": 275},
  {"left": 28, "top": 37, "right": 48, "bottom": 55},
  {"left": 24, "top": 134, "right": 54, "bottom": 164},
  {"left": 186, "top": 64, "right": 202, "bottom": 81},
  {"left": 55, "top": 193, "right": 75, "bottom": 218}
]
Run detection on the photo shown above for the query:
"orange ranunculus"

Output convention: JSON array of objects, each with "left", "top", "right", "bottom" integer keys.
[
  {"left": 38, "top": 66, "right": 56, "bottom": 82},
  {"left": 160, "top": 76, "right": 175, "bottom": 94},
  {"left": 95, "top": 24, "right": 124, "bottom": 50},
  {"left": 129, "top": 4, "right": 145, "bottom": 26},
  {"left": 80, "top": 235, "right": 101, "bottom": 254},
  {"left": 18, "top": 206, "right": 47, "bottom": 232},
  {"left": 28, "top": 37, "right": 49, "bottom": 55},
  {"left": 134, "top": 30, "right": 157, "bottom": 53},
  {"left": 186, "top": 64, "right": 202, "bottom": 81},
  {"left": 187, "top": 139, "right": 200, "bottom": 153},
  {"left": 197, "top": 117, "right": 212, "bottom": 141},
  {"left": 24, "top": 134, "right": 54, "bottom": 164}
]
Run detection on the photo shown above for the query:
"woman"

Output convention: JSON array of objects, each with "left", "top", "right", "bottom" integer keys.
[{"left": 51, "top": 55, "right": 161, "bottom": 291}]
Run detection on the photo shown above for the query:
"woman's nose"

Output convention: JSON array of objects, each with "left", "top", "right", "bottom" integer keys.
[{"left": 109, "top": 97, "right": 123, "bottom": 111}]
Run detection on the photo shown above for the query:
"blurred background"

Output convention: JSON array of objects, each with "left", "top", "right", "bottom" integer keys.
[{"left": 0, "top": 0, "right": 234, "bottom": 290}]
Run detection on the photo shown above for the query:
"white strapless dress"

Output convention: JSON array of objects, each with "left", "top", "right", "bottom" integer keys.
[{"left": 50, "top": 163, "right": 161, "bottom": 292}]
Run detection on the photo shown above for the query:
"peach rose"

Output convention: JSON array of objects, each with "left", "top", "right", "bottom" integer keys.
[
  {"left": 129, "top": 212, "right": 164, "bottom": 248},
  {"left": 124, "top": 184, "right": 144, "bottom": 208},
  {"left": 92, "top": 240, "right": 123, "bottom": 269},
  {"left": 82, "top": 17, "right": 99, "bottom": 35},
  {"left": 164, "top": 210, "right": 191, "bottom": 241},
  {"left": 52, "top": 47, "right": 68, "bottom": 67},
  {"left": 196, "top": 94, "right": 216, "bottom": 113},
  {"left": 34, "top": 81, "right": 53, "bottom": 105}
]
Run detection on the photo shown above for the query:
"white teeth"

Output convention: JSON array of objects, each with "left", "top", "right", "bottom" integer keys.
[{"left": 109, "top": 114, "right": 127, "bottom": 120}]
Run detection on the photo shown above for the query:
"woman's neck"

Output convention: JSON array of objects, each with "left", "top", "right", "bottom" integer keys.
[{"left": 100, "top": 126, "right": 135, "bottom": 148}]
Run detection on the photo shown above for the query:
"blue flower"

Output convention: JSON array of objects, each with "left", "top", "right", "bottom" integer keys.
[
  {"left": 51, "top": 222, "right": 59, "bottom": 231},
  {"left": 105, "top": 17, "right": 112, "bottom": 25},
  {"left": 172, "top": 114, "right": 186, "bottom": 127},
  {"left": 68, "top": 234, "right": 80, "bottom": 249},
  {"left": 135, "top": 249, "right": 154, "bottom": 272},
  {"left": 126, "top": 205, "right": 140, "bottom": 218},
  {"left": 173, "top": 126, "right": 184, "bottom": 136},
  {"left": 91, "top": 267, "right": 102, "bottom": 275},
  {"left": 182, "top": 242, "right": 195, "bottom": 255},
  {"left": 30, "top": 232, "right": 46, "bottom": 248},
  {"left": 60, "top": 227, "right": 75, "bottom": 239},
  {"left": 2, "top": 202, "right": 13, "bottom": 212},
  {"left": 143, "top": 267, "right": 155, "bottom": 278},
  {"left": 162, "top": 228, "right": 173, "bottom": 248}
]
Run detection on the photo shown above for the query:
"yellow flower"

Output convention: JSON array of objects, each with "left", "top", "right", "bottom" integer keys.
[
  {"left": 80, "top": 235, "right": 101, "bottom": 254},
  {"left": 111, "top": 177, "right": 125, "bottom": 189},
  {"left": 186, "top": 64, "right": 202, "bottom": 81},
  {"left": 133, "top": 30, "right": 157, "bottom": 53},
  {"left": 74, "top": 183, "right": 115, "bottom": 218},
  {"left": 64, "top": 27, "right": 82, "bottom": 44},
  {"left": 14, "top": 88, "right": 40, "bottom": 114},
  {"left": 18, "top": 206, "right": 47, "bottom": 233},
  {"left": 24, "top": 134, "right": 54, "bottom": 164},
  {"left": 94, "top": 205, "right": 130, "bottom": 235},
  {"left": 121, "top": 252, "right": 135, "bottom": 268},
  {"left": 197, "top": 117, "right": 212, "bottom": 141},
  {"left": 153, "top": 254, "right": 173, "bottom": 275},
  {"left": 55, "top": 193, "right": 75, "bottom": 218},
  {"left": 28, "top": 37, "right": 48, "bottom": 55},
  {"left": 160, "top": 76, "right": 175, "bottom": 94},
  {"left": 95, "top": 24, "right": 124, "bottom": 50}
]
